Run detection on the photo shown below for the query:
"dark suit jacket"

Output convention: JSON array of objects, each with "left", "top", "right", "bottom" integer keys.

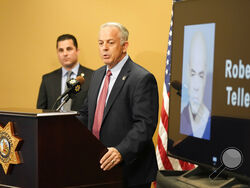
[
  {"left": 79, "top": 57, "right": 159, "bottom": 186},
  {"left": 37, "top": 65, "right": 93, "bottom": 111}
]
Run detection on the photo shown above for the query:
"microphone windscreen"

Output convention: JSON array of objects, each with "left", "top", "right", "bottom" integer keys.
[
  {"left": 171, "top": 80, "right": 182, "bottom": 91},
  {"left": 76, "top": 75, "right": 85, "bottom": 85}
]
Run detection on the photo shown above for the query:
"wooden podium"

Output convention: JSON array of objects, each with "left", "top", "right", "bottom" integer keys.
[{"left": 0, "top": 108, "right": 123, "bottom": 188}]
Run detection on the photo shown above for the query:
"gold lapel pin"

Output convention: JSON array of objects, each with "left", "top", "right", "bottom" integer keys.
[{"left": 122, "top": 76, "right": 127, "bottom": 80}]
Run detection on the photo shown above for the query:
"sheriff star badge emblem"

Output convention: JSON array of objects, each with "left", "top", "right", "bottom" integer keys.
[{"left": 0, "top": 122, "right": 22, "bottom": 174}]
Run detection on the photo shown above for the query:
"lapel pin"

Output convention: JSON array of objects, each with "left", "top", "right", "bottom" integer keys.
[{"left": 122, "top": 76, "right": 127, "bottom": 81}]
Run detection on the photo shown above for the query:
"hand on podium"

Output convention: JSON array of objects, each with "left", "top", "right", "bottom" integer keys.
[{"left": 100, "top": 147, "right": 122, "bottom": 171}]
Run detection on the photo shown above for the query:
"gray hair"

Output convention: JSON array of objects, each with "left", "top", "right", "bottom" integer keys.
[{"left": 100, "top": 22, "right": 129, "bottom": 45}]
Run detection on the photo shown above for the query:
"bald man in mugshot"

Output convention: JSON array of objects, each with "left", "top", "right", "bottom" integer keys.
[{"left": 180, "top": 31, "right": 211, "bottom": 140}]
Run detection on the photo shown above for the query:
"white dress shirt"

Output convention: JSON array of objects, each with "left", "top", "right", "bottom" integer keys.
[{"left": 97, "top": 54, "right": 129, "bottom": 105}]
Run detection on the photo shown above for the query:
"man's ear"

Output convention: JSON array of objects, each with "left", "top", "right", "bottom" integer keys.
[{"left": 122, "top": 41, "right": 129, "bottom": 53}]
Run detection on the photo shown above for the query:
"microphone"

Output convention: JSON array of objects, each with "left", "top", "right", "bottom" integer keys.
[
  {"left": 171, "top": 80, "right": 182, "bottom": 96},
  {"left": 59, "top": 73, "right": 85, "bottom": 101},
  {"left": 66, "top": 74, "right": 85, "bottom": 95},
  {"left": 52, "top": 73, "right": 85, "bottom": 111}
]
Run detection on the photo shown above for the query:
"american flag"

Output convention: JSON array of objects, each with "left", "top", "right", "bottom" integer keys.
[{"left": 155, "top": 2, "right": 195, "bottom": 172}]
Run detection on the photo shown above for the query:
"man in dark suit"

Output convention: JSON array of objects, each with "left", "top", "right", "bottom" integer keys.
[
  {"left": 79, "top": 22, "right": 159, "bottom": 188},
  {"left": 37, "top": 34, "right": 93, "bottom": 111}
]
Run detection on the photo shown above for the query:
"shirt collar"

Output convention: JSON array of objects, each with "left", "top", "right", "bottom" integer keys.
[
  {"left": 62, "top": 63, "right": 80, "bottom": 77},
  {"left": 106, "top": 54, "right": 128, "bottom": 78}
]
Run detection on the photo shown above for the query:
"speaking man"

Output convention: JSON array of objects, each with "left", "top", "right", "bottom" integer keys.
[{"left": 79, "top": 22, "right": 159, "bottom": 188}]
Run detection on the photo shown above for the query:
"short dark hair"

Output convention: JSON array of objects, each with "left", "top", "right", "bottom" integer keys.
[{"left": 56, "top": 34, "right": 78, "bottom": 49}]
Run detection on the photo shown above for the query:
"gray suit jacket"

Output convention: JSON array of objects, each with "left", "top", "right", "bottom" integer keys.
[
  {"left": 37, "top": 65, "right": 93, "bottom": 111},
  {"left": 79, "top": 57, "right": 159, "bottom": 186}
]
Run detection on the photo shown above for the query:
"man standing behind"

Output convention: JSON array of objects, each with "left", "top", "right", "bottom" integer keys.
[
  {"left": 79, "top": 22, "right": 159, "bottom": 188},
  {"left": 37, "top": 34, "right": 93, "bottom": 111}
]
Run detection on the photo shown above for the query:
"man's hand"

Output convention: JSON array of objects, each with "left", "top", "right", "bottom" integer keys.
[{"left": 100, "top": 147, "right": 122, "bottom": 171}]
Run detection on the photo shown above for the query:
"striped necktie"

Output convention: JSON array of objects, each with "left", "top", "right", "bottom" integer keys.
[{"left": 63, "top": 71, "right": 72, "bottom": 111}]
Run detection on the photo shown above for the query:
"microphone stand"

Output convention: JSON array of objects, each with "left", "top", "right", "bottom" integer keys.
[
  {"left": 56, "top": 94, "right": 70, "bottom": 111},
  {"left": 51, "top": 76, "right": 83, "bottom": 111},
  {"left": 51, "top": 89, "right": 70, "bottom": 111}
]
